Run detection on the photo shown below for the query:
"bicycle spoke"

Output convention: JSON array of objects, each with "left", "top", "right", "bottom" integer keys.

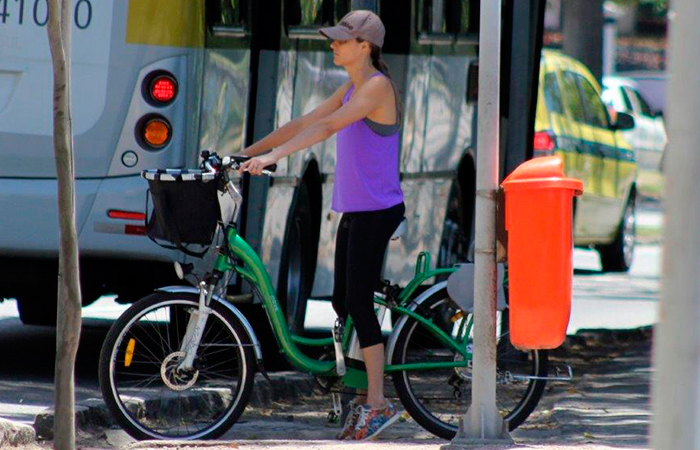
[
  {"left": 116, "top": 372, "right": 162, "bottom": 390},
  {"left": 104, "top": 298, "right": 254, "bottom": 440},
  {"left": 197, "top": 370, "right": 240, "bottom": 382},
  {"left": 392, "top": 293, "right": 547, "bottom": 438}
]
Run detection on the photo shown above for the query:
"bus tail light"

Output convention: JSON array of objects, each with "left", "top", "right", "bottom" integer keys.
[
  {"left": 125, "top": 225, "right": 147, "bottom": 235},
  {"left": 143, "top": 71, "right": 178, "bottom": 106},
  {"left": 137, "top": 115, "right": 172, "bottom": 149},
  {"left": 151, "top": 76, "right": 177, "bottom": 103},
  {"left": 534, "top": 131, "right": 556, "bottom": 153},
  {"left": 108, "top": 210, "right": 146, "bottom": 221}
]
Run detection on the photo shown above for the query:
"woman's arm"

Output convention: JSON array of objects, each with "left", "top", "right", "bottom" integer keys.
[
  {"left": 241, "top": 76, "right": 391, "bottom": 174},
  {"left": 240, "top": 81, "right": 352, "bottom": 157}
]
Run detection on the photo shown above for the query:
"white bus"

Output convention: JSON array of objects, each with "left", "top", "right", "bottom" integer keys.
[
  {"left": 0, "top": 0, "right": 251, "bottom": 323},
  {"left": 0, "top": 0, "right": 545, "bottom": 343}
]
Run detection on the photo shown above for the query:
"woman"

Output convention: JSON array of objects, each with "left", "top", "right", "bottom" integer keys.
[{"left": 239, "top": 10, "right": 404, "bottom": 441}]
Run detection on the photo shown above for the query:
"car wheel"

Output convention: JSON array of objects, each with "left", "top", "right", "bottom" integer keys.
[{"left": 598, "top": 194, "right": 636, "bottom": 273}]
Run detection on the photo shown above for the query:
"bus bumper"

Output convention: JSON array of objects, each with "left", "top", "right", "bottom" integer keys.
[{"left": 0, "top": 176, "right": 175, "bottom": 261}]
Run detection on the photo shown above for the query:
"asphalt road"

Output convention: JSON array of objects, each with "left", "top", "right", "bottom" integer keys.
[{"left": 0, "top": 222, "right": 662, "bottom": 428}]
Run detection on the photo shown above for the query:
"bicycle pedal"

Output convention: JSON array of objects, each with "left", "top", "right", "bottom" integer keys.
[{"left": 327, "top": 410, "right": 339, "bottom": 424}]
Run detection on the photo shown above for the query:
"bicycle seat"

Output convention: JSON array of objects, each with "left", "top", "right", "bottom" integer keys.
[{"left": 391, "top": 217, "right": 407, "bottom": 240}]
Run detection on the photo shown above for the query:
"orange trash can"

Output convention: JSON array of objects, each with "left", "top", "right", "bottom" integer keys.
[{"left": 501, "top": 155, "right": 583, "bottom": 350}]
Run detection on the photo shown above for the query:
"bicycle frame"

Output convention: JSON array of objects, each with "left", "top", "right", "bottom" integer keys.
[{"left": 213, "top": 222, "right": 472, "bottom": 378}]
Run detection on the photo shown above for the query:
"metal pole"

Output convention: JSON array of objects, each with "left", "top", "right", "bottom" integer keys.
[
  {"left": 651, "top": 0, "right": 700, "bottom": 447},
  {"left": 602, "top": 16, "right": 617, "bottom": 76},
  {"left": 443, "top": 0, "right": 512, "bottom": 446}
]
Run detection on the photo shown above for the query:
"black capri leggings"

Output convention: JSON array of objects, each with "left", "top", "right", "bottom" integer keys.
[{"left": 332, "top": 202, "right": 405, "bottom": 349}]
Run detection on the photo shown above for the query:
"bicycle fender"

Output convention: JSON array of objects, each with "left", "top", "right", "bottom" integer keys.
[
  {"left": 385, "top": 281, "right": 448, "bottom": 365},
  {"left": 446, "top": 263, "right": 507, "bottom": 313},
  {"left": 155, "top": 286, "right": 263, "bottom": 362}
]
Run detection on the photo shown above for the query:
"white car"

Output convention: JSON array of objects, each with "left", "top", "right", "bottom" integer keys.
[{"left": 602, "top": 76, "right": 667, "bottom": 183}]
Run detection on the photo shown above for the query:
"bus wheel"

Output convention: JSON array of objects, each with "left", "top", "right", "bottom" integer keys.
[
  {"left": 17, "top": 282, "right": 101, "bottom": 326},
  {"left": 17, "top": 293, "right": 57, "bottom": 326},
  {"left": 278, "top": 183, "right": 313, "bottom": 335}
]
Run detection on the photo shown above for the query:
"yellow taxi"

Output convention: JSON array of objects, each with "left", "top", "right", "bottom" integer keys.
[{"left": 534, "top": 50, "right": 638, "bottom": 272}]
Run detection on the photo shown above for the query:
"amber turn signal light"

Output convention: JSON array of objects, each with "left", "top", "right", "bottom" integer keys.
[{"left": 143, "top": 118, "right": 171, "bottom": 148}]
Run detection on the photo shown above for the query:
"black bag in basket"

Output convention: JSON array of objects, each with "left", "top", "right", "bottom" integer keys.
[{"left": 145, "top": 172, "right": 221, "bottom": 255}]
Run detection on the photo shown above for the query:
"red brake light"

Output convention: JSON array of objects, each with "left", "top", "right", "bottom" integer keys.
[
  {"left": 108, "top": 210, "right": 147, "bottom": 221},
  {"left": 150, "top": 76, "right": 177, "bottom": 103},
  {"left": 125, "top": 225, "right": 147, "bottom": 235},
  {"left": 534, "top": 131, "right": 556, "bottom": 152}
]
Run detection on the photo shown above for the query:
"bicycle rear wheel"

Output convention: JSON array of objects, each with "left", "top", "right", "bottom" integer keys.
[
  {"left": 390, "top": 287, "right": 548, "bottom": 439},
  {"left": 99, "top": 292, "right": 256, "bottom": 440}
]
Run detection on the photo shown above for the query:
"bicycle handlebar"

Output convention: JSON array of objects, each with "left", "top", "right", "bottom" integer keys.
[{"left": 200, "top": 150, "right": 277, "bottom": 175}]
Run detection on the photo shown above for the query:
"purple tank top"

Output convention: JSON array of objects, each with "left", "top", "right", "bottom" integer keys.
[{"left": 332, "top": 74, "right": 404, "bottom": 213}]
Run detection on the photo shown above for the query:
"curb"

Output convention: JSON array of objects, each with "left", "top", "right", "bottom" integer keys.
[
  {"left": 0, "top": 417, "right": 36, "bottom": 447},
  {"left": 33, "top": 371, "right": 317, "bottom": 439},
  {"left": 34, "top": 398, "right": 115, "bottom": 440}
]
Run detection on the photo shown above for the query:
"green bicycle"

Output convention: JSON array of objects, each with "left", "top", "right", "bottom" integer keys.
[{"left": 98, "top": 151, "right": 552, "bottom": 440}]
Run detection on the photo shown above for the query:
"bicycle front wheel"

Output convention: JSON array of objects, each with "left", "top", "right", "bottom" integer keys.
[
  {"left": 390, "top": 287, "right": 548, "bottom": 439},
  {"left": 99, "top": 292, "right": 256, "bottom": 440}
]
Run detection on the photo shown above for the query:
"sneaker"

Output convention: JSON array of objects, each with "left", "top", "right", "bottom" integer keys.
[
  {"left": 351, "top": 402, "right": 400, "bottom": 441},
  {"left": 336, "top": 400, "right": 361, "bottom": 440}
]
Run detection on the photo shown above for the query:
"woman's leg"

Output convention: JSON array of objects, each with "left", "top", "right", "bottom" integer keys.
[
  {"left": 361, "top": 343, "right": 387, "bottom": 408},
  {"left": 344, "top": 203, "right": 405, "bottom": 408},
  {"left": 333, "top": 215, "right": 367, "bottom": 406},
  {"left": 332, "top": 214, "right": 351, "bottom": 321}
]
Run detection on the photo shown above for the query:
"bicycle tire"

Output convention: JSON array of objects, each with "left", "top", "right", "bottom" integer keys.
[
  {"left": 390, "top": 287, "right": 548, "bottom": 439},
  {"left": 99, "top": 292, "right": 256, "bottom": 440}
]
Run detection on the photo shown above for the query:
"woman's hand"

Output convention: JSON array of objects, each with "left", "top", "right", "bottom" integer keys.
[{"left": 238, "top": 152, "right": 279, "bottom": 176}]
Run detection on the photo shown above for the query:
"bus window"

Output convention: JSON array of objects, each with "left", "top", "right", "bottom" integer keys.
[
  {"left": 285, "top": 0, "right": 349, "bottom": 38},
  {"left": 333, "top": 0, "right": 350, "bottom": 23},
  {"left": 445, "top": 0, "right": 471, "bottom": 34},
  {"left": 207, "top": 0, "right": 248, "bottom": 30},
  {"left": 417, "top": 0, "right": 473, "bottom": 43},
  {"left": 286, "top": 0, "right": 348, "bottom": 29}
]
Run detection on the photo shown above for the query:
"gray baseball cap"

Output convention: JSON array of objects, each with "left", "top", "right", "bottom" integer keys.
[{"left": 319, "top": 10, "right": 385, "bottom": 48}]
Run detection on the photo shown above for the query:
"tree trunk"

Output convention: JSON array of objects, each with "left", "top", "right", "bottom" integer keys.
[
  {"left": 562, "top": 0, "right": 604, "bottom": 83},
  {"left": 47, "top": 1, "right": 82, "bottom": 450}
]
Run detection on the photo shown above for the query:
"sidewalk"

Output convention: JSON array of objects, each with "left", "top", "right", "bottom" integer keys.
[
  {"left": 0, "top": 324, "right": 654, "bottom": 450},
  {"left": 62, "top": 328, "right": 649, "bottom": 450},
  {"left": 124, "top": 442, "right": 646, "bottom": 450}
]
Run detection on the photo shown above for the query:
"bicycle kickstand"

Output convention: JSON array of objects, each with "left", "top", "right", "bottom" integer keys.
[{"left": 332, "top": 318, "right": 346, "bottom": 376}]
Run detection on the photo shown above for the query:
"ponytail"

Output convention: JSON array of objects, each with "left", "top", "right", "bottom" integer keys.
[
  {"left": 362, "top": 40, "right": 403, "bottom": 122},
  {"left": 371, "top": 49, "right": 391, "bottom": 76}
]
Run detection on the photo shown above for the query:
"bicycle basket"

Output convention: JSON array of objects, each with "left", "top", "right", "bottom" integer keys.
[{"left": 142, "top": 169, "right": 221, "bottom": 252}]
